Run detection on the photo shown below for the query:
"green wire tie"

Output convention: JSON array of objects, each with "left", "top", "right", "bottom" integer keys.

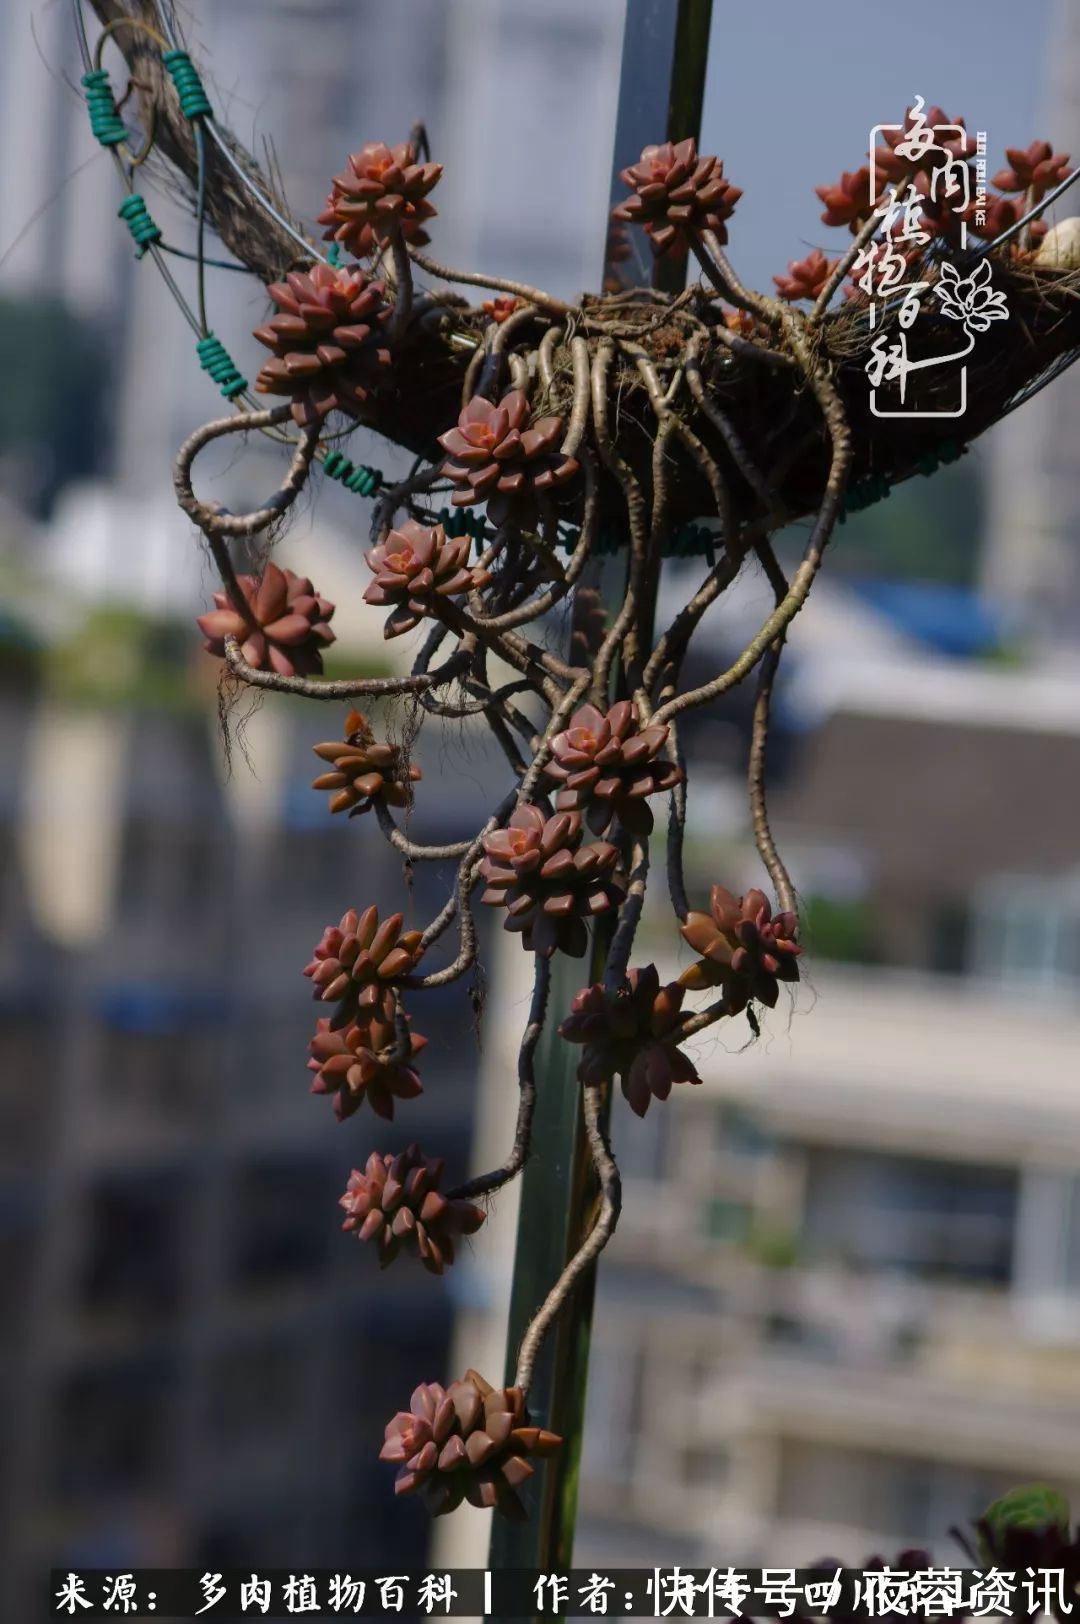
[
  {"left": 322, "top": 450, "right": 383, "bottom": 497},
  {"left": 438, "top": 507, "right": 489, "bottom": 542},
  {"left": 326, "top": 242, "right": 344, "bottom": 267},
  {"left": 82, "top": 69, "right": 128, "bottom": 147},
  {"left": 162, "top": 50, "right": 213, "bottom": 121},
  {"left": 840, "top": 440, "right": 966, "bottom": 521},
  {"left": 196, "top": 333, "right": 246, "bottom": 399},
  {"left": 117, "top": 194, "right": 162, "bottom": 259}
]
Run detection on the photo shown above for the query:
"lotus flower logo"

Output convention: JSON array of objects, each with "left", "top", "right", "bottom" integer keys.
[{"left": 933, "top": 257, "right": 1010, "bottom": 334}]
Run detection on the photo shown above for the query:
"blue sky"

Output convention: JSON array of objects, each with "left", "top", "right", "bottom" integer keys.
[{"left": 698, "top": 0, "right": 1056, "bottom": 290}]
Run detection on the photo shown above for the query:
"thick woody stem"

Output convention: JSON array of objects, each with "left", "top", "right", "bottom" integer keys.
[
  {"left": 446, "top": 956, "right": 551, "bottom": 1203},
  {"left": 748, "top": 540, "right": 798, "bottom": 917},
  {"left": 222, "top": 637, "right": 472, "bottom": 700},
  {"left": 174, "top": 406, "right": 317, "bottom": 543},
  {"left": 406, "top": 246, "right": 573, "bottom": 316}
]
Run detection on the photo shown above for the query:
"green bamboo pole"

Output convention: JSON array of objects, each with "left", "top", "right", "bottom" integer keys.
[{"left": 488, "top": 0, "right": 714, "bottom": 1602}]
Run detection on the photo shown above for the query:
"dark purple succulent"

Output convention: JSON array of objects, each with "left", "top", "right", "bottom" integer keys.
[{"left": 559, "top": 965, "right": 701, "bottom": 1118}]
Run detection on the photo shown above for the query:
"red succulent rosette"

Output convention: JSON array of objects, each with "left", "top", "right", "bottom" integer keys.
[
  {"left": 816, "top": 167, "right": 875, "bottom": 232},
  {"left": 253, "top": 263, "right": 392, "bottom": 426},
  {"left": 437, "top": 390, "right": 578, "bottom": 530},
  {"left": 679, "top": 884, "right": 802, "bottom": 1013},
  {"left": 478, "top": 804, "right": 624, "bottom": 959},
  {"left": 317, "top": 140, "right": 442, "bottom": 257},
  {"left": 363, "top": 518, "right": 490, "bottom": 638},
  {"left": 339, "top": 1145, "right": 485, "bottom": 1273},
  {"left": 544, "top": 700, "right": 683, "bottom": 837},
  {"left": 559, "top": 965, "right": 701, "bottom": 1119},
  {"left": 196, "top": 562, "right": 335, "bottom": 677},
  {"left": 481, "top": 297, "right": 521, "bottom": 324},
  {"left": 308, "top": 1010, "right": 425, "bottom": 1122},
  {"left": 773, "top": 247, "right": 838, "bottom": 303},
  {"left": 993, "top": 140, "right": 1071, "bottom": 203},
  {"left": 380, "top": 1370, "right": 561, "bottom": 1518},
  {"left": 613, "top": 137, "right": 741, "bottom": 257},
  {"left": 304, "top": 906, "right": 424, "bottom": 1030}
]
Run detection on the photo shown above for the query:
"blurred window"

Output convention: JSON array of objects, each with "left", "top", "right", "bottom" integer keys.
[
  {"left": 52, "top": 1356, "right": 174, "bottom": 1498},
  {"left": 802, "top": 1147, "right": 1016, "bottom": 1284},
  {"left": 971, "top": 873, "right": 1080, "bottom": 990},
  {"left": 78, "top": 1170, "right": 186, "bottom": 1321},
  {"left": 231, "top": 1153, "right": 333, "bottom": 1287}
]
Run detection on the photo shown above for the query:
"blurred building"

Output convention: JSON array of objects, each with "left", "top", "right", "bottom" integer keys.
[{"left": 574, "top": 627, "right": 1080, "bottom": 1565}]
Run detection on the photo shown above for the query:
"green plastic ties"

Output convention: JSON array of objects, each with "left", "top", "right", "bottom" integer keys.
[
  {"left": 117, "top": 194, "right": 162, "bottom": 259},
  {"left": 322, "top": 451, "right": 384, "bottom": 498},
  {"left": 162, "top": 50, "right": 213, "bottom": 121},
  {"left": 82, "top": 69, "right": 128, "bottom": 148},
  {"left": 196, "top": 333, "right": 246, "bottom": 400}
]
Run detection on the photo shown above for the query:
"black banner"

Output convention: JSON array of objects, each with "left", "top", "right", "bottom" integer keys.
[{"left": 49, "top": 1565, "right": 1076, "bottom": 1620}]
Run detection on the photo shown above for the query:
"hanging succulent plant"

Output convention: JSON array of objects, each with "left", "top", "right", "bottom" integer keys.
[
  {"left": 311, "top": 710, "right": 422, "bottom": 817},
  {"left": 253, "top": 264, "right": 392, "bottom": 425},
  {"left": 380, "top": 1371, "right": 561, "bottom": 1518},
  {"left": 196, "top": 564, "right": 335, "bottom": 677},
  {"left": 339, "top": 1145, "right": 485, "bottom": 1272},
  {"left": 307, "top": 1010, "right": 425, "bottom": 1121},
  {"left": 318, "top": 140, "right": 442, "bottom": 257}
]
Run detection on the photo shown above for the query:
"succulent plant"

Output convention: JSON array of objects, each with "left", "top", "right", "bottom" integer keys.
[
  {"left": 613, "top": 138, "right": 741, "bottom": 257},
  {"left": 544, "top": 700, "right": 683, "bottom": 837},
  {"left": 479, "top": 804, "right": 623, "bottom": 959},
  {"left": 679, "top": 884, "right": 802, "bottom": 1013},
  {"left": 339, "top": 1144, "right": 485, "bottom": 1272},
  {"left": 304, "top": 906, "right": 424, "bottom": 1029},
  {"left": 308, "top": 1009, "right": 425, "bottom": 1121},
  {"left": 481, "top": 297, "right": 522, "bottom": 324},
  {"left": 816, "top": 167, "right": 874, "bottom": 231},
  {"left": 380, "top": 1369, "right": 561, "bottom": 1518},
  {"left": 311, "top": 709, "right": 421, "bottom": 816},
  {"left": 253, "top": 263, "right": 392, "bottom": 426},
  {"left": 318, "top": 140, "right": 442, "bottom": 257},
  {"left": 437, "top": 390, "right": 579, "bottom": 529},
  {"left": 773, "top": 247, "right": 839, "bottom": 302},
  {"left": 993, "top": 140, "right": 1072, "bottom": 202},
  {"left": 559, "top": 965, "right": 701, "bottom": 1118},
  {"left": 363, "top": 518, "right": 490, "bottom": 638},
  {"left": 196, "top": 563, "right": 335, "bottom": 677}
]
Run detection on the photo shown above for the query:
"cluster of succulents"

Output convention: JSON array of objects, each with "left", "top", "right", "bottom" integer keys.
[
  {"left": 311, "top": 709, "right": 421, "bottom": 816},
  {"left": 339, "top": 1146, "right": 485, "bottom": 1273},
  {"left": 308, "top": 1009, "right": 425, "bottom": 1122},
  {"left": 774, "top": 247, "right": 838, "bottom": 303},
  {"left": 303, "top": 905, "right": 424, "bottom": 1029},
  {"left": 559, "top": 965, "right": 701, "bottom": 1118},
  {"left": 253, "top": 264, "right": 392, "bottom": 425},
  {"left": 364, "top": 518, "right": 490, "bottom": 638},
  {"left": 679, "top": 884, "right": 803, "bottom": 1013},
  {"left": 196, "top": 563, "right": 335, "bottom": 677},
  {"left": 479, "top": 804, "right": 624, "bottom": 959},
  {"left": 380, "top": 1370, "right": 561, "bottom": 1518},
  {"left": 318, "top": 139, "right": 442, "bottom": 256},
  {"left": 544, "top": 700, "right": 683, "bottom": 837},
  {"left": 613, "top": 137, "right": 741, "bottom": 256},
  {"left": 437, "top": 389, "right": 579, "bottom": 529}
]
